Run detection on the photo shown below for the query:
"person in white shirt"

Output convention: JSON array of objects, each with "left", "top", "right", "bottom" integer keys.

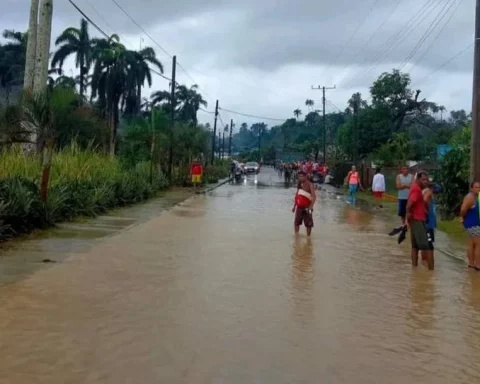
[{"left": 371, "top": 167, "right": 386, "bottom": 208}]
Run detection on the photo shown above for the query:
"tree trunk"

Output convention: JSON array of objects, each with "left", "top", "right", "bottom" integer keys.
[
  {"left": 79, "top": 58, "right": 85, "bottom": 100},
  {"left": 137, "top": 85, "right": 141, "bottom": 115},
  {"left": 40, "top": 138, "right": 54, "bottom": 202},
  {"left": 24, "top": 0, "right": 39, "bottom": 92},
  {"left": 33, "top": 0, "right": 53, "bottom": 95},
  {"left": 108, "top": 106, "right": 115, "bottom": 157}
]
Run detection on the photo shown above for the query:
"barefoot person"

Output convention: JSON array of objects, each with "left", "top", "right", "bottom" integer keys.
[
  {"left": 407, "top": 171, "right": 434, "bottom": 270},
  {"left": 389, "top": 166, "right": 413, "bottom": 237},
  {"left": 346, "top": 165, "right": 361, "bottom": 205},
  {"left": 190, "top": 160, "right": 204, "bottom": 190},
  {"left": 292, "top": 171, "right": 316, "bottom": 236},
  {"left": 460, "top": 181, "right": 480, "bottom": 269},
  {"left": 371, "top": 167, "right": 385, "bottom": 208}
]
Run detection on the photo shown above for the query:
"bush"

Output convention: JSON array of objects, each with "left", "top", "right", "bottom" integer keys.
[
  {"left": 204, "top": 160, "right": 230, "bottom": 184},
  {"left": 0, "top": 143, "right": 169, "bottom": 240},
  {"left": 434, "top": 146, "right": 469, "bottom": 218}
]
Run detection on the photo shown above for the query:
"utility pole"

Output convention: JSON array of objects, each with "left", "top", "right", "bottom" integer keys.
[
  {"left": 218, "top": 131, "right": 222, "bottom": 159},
  {"left": 222, "top": 129, "right": 225, "bottom": 159},
  {"left": 211, "top": 100, "right": 219, "bottom": 165},
  {"left": 471, "top": 0, "right": 480, "bottom": 181},
  {"left": 167, "top": 55, "right": 176, "bottom": 182},
  {"left": 311, "top": 85, "right": 336, "bottom": 163},
  {"left": 229, "top": 119, "right": 233, "bottom": 157}
]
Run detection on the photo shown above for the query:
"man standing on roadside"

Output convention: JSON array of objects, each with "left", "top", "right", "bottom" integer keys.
[
  {"left": 371, "top": 167, "right": 385, "bottom": 208},
  {"left": 407, "top": 171, "right": 434, "bottom": 270},
  {"left": 390, "top": 166, "right": 413, "bottom": 236},
  {"left": 292, "top": 171, "right": 316, "bottom": 236},
  {"left": 190, "top": 159, "right": 204, "bottom": 191}
]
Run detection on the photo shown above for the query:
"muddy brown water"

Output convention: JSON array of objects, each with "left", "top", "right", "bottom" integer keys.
[{"left": 1, "top": 169, "right": 480, "bottom": 383}]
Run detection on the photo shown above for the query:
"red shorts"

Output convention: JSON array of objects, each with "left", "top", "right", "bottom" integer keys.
[{"left": 373, "top": 191, "right": 384, "bottom": 198}]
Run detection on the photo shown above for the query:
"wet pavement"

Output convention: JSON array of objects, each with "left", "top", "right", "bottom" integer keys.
[{"left": 1, "top": 169, "right": 480, "bottom": 383}]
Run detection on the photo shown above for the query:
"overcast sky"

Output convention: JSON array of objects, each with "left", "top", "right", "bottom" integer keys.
[{"left": 1, "top": 0, "right": 475, "bottom": 129}]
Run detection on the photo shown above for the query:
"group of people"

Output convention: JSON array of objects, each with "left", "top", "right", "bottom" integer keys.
[
  {"left": 276, "top": 160, "right": 329, "bottom": 184},
  {"left": 293, "top": 163, "right": 480, "bottom": 272}
]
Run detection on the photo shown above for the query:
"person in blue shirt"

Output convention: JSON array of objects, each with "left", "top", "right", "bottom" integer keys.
[
  {"left": 423, "top": 182, "right": 438, "bottom": 259},
  {"left": 460, "top": 181, "right": 480, "bottom": 269}
]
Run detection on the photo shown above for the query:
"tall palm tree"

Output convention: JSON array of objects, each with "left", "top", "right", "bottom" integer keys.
[
  {"left": 52, "top": 19, "right": 92, "bottom": 99},
  {"left": 305, "top": 99, "right": 314, "bottom": 111},
  {"left": 124, "top": 47, "right": 163, "bottom": 115},
  {"left": 90, "top": 35, "right": 129, "bottom": 156},
  {"left": 0, "top": 30, "right": 28, "bottom": 98},
  {"left": 293, "top": 108, "right": 302, "bottom": 120},
  {"left": 176, "top": 84, "right": 207, "bottom": 125}
]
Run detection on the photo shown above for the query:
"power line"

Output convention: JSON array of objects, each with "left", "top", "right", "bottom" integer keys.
[
  {"left": 67, "top": 0, "right": 109, "bottom": 39},
  {"left": 341, "top": 0, "right": 438, "bottom": 87},
  {"left": 67, "top": 0, "right": 173, "bottom": 82},
  {"left": 107, "top": 0, "right": 215, "bottom": 103},
  {"left": 399, "top": 0, "right": 460, "bottom": 71},
  {"left": 335, "top": 0, "right": 404, "bottom": 85},
  {"left": 321, "top": 0, "right": 381, "bottom": 81},
  {"left": 407, "top": 0, "right": 464, "bottom": 73},
  {"left": 109, "top": 0, "right": 173, "bottom": 59},
  {"left": 415, "top": 41, "right": 473, "bottom": 85},
  {"left": 218, "top": 107, "right": 287, "bottom": 122}
]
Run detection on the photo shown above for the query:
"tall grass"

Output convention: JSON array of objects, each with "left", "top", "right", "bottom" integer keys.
[{"left": 0, "top": 143, "right": 168, "bottom": 240}]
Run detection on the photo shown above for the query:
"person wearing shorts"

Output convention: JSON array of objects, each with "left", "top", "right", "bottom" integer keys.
[
  {"left": 371, "top": 167, "right": 385, "bottom": 208},
  {"left": 190, "top": 160, "right": 203, "bottom": 189},
  {"left": 407, "top": 171, "right": 433, "bottom": 270},
  {"left": 460, "top": 181, "right": 480, "bottom": 269},
  {"left": 292, "top": 171, "right": 316, "bottom": 236}
]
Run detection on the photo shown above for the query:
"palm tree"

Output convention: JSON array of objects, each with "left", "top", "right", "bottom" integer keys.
[
  {"left": 124, "top": 47, "right": 163, "bottom": 115},
  {"left": 305, "top": 99, "right": 314, "bottom": 111},
  {"left": 90, "top": 35, "right": 129, "bottom": 156},
  {"left": 0, "top": 30, "right": 28, "bottom": 99},
  {"left": 176, "top": 84, "right": 207, "bottom": 125},
  {"left": 52, "top": 19, "right": 92, "bottom": 99},
  {"left": 293, "top": 108, "right": 302, "bottom": 120}
]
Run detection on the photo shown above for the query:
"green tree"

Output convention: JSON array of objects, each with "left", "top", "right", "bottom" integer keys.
[
  {"left": 293, "top": 108, "right": 302, "bottom": 120},
  {"left": 52, "top": 19, "right": 92, "bottom": 99}
]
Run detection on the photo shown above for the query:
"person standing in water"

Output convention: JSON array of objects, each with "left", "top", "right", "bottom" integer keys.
[
  {"left": 407, "top": 171, "right": 434, "bottom": 270},
  {"left": 371, "top": 167, "right": 385, "bottom": 208},
  {"left": 422, "top": 181, "right": 437, "bottom": 261},
  {"left": 346, "top": 165, "right": 361, "bottom": 204},
  {"left": 389, "top": 166, "right": 413, "bottom": 236},
  {"left": 292, "top": 171, "right": 316, "bottom": 236},
  {"left": 460, "top": 181, "right": 480, "bottom": 270}
]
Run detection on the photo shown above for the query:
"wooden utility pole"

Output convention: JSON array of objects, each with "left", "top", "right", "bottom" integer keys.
[
  {"left": 311, "top": 85, "right": 336, "bottom": 163},
  {"left": 24, "top": 0, "right": 39, "bottom": 92},
  {"left": 222, "top": 129, "right": 225, "bottom": 159},
  {"left": 33, "top": 0, "right": 53, "bottom": 95},
  {"left": 229, "top": 119, "right": 233, "bottom": 157},
  {"left": 471, "top": 0, "right": 480, "bottom": 181},
  {"left": 167, "top": 55, "right": 176, "bottom": 182},
  {"left": 211, "top": 100, "right": 219, "bottom": 165}
]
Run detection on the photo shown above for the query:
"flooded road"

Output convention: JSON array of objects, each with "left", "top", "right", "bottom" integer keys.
[{"left": 1, "top": 169, "right": 480, "bottom": 383}]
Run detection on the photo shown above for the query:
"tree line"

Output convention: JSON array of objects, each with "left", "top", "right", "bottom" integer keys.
[{"left": 232, "top": 70, "right": 470, "bottom": 167}]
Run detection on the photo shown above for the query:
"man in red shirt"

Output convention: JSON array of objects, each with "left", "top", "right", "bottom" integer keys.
[
  {"left": 190, "top": 160, "right": 204, "bottom": 190},
  {"left": 406, "top": 171, "right": 433, "bottom": 269}
]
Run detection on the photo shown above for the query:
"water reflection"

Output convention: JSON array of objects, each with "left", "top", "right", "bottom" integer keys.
[{"left": 290, "top": 236, "right": 314, "bottom": 327}]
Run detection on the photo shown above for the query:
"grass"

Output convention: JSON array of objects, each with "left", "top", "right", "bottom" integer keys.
[
  {"left": 355, "top": 189, "right": 468, "bottom": 242},
  {"left": 0, "top": 143, "right": 169, "bottom": 240}
]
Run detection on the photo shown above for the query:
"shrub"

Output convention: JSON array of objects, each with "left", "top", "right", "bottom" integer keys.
[{"left": 0, "top": 144, "right": 169, "bottom": 240}]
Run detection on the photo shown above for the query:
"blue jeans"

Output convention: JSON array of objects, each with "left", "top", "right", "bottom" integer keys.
[{"left": 348, "top": 184, "right": 358, "bottom": 204}]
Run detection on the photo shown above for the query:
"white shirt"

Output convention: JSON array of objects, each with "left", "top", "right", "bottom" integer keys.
[{"left": 372, "top": 173, "right": 385, "bottom": 192}]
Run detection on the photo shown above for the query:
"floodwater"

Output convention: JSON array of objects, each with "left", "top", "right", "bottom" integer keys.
[{"left": 1, "top": 169, "right": 480, "bottom": 383}]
